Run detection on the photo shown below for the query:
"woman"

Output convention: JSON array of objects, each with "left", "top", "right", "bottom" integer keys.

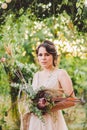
[{"left": 21, "top": 40, "right": 76, "bottom": 130}]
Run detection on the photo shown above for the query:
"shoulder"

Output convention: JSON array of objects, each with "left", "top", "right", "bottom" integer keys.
[
  {"left": 33, "top": 71, "right": 42, "bottom": 78},
  {"left": 57, "top": 69, "right": 68, "bottom": 76},
  {"left": 32, "top": 71, "right": 39, "bottom": 84},
  {"left": 33, "top": 71, "right": 39, "bottom": 78},
  {"left": 56, "top": 69, "right": 70, "bottom": 80}
]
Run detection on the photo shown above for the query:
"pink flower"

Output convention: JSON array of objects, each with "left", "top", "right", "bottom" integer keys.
[
  {"left": 37, "top": 97, "right": 47, "bottom": 109},
  {"left": 0, "top": 57, "right": 6, "bottom": 63}
]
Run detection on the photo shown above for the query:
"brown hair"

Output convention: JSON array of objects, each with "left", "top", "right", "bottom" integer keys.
[{"left": 36, "top": 40, "right": 58, "bottom": 66}]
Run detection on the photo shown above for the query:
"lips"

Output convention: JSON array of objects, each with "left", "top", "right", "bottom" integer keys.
[{"left": 41, "top": 62, "right": 47, "bottom": 64}]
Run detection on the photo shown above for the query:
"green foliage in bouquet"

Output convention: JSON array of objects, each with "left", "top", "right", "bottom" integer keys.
[
  {"left": 18, "top": 85, "right": 57, "bottom": 121},
  {"left": 18, "top": 83, "right": 84, "bottom": 122}
]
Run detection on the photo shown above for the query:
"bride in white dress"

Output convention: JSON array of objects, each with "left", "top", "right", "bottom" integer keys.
[{"left": 21, "top": 40, "right": 76, "bottom": 130}]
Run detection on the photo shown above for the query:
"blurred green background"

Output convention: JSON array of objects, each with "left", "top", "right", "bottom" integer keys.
[{"left": 0, "top": 0, "right": 87, "bottom": 130}]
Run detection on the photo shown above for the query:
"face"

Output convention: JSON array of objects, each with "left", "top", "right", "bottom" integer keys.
[{"left": 37, "top": 47, "right": 53, "bottom": 69}]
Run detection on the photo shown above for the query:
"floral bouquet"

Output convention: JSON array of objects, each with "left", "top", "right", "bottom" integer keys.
[
  {"left": 19, "top": 84, "right": 84, "bottom": 122},
  {"left": 22, "top": 86, "right": 60, "bottom": 115}
]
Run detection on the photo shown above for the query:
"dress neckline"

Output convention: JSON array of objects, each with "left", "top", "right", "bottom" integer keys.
[{"left": 37, "top": 68, "right": 57, "bottom": 87}]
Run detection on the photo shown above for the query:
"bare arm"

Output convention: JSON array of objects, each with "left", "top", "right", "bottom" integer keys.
[{"left": 51, "top": 69, "right": 76, "bottom": 112}]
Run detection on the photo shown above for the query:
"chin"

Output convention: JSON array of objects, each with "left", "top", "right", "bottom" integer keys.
[
  {"left": 42, "top": 66, "right": 51, "bottom": 69},
  {"left": 42, "top": 66, "right": 47, "bottom": 69},
  {"left": 41, "top": 65, "right": 48, "bottom": 69}
]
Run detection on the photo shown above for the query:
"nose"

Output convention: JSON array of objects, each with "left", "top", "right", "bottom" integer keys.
[{"left": 42, "top": 55, "right": 46, "bottom": 60}]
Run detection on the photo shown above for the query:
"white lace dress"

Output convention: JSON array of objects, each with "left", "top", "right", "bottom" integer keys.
[{"left": 28, "top": 69, "right": 68, "bottom": 130}]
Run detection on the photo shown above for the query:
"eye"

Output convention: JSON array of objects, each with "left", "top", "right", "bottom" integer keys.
[
  {"left": 38, "top": 53, "right": 50, "bottom": 57},
  {"left": 38, "top": 53, "right": 42, "bottom": 56},
  {"left": 45, "top": 53, "right": 50, "bottom": 56}
]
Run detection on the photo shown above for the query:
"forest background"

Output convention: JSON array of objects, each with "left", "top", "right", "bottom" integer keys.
[{"left": 0, "top": 0, "right": 87, "bottom": 130}]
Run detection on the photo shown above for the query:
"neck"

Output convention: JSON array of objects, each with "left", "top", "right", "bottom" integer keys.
[{"left": 43, "top": 66, "right": 55, "bottom": 72}]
